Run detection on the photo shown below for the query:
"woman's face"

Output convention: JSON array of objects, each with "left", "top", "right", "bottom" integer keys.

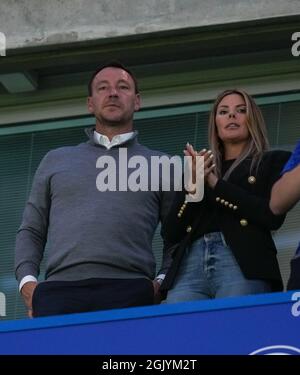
[{"left": 215, "top": 93, "right": 249, "bottom": 145}]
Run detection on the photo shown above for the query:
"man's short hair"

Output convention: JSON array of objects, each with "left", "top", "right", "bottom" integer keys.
[{"left": 88, "top": 61, "right": 139, "bottom": 96}]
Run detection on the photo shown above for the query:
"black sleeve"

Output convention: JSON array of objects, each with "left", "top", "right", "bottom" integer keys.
[
  {"left": 162, "top": 187, "right": 209, "bottom": 245},
  {"left": 212, "top": 151, "right": 291, "bottom": 230}
]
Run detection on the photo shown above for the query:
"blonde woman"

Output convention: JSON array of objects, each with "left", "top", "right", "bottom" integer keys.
[{"left": 161, "top": 89, "right": 291, "bottom": 302}]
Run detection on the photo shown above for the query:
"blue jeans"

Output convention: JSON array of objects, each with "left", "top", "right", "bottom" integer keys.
[{"left": 164, "top": 232, "right": 271, "bottom": 303}]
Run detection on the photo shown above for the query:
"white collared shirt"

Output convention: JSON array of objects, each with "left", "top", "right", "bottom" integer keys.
[{"left": 94, "top": 130, "right": 135, "bottom": 149}]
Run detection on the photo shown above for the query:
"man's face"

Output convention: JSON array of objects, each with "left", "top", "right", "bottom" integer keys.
[{"left": 87, "top": 67, "right": 140, "bottom": 126}]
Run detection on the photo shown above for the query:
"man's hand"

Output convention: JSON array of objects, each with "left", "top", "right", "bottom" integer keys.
[
  {"left": 152, "top": 280, "right": 163, "bottom": 304},
  {"left": 21, "top": 281, "right": 37, "bottom": 318}
]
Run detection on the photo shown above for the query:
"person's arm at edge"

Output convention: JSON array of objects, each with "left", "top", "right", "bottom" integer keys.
[
  {"left": 15, "top": 152, "right": 52, "bottom": 317},
  {"left": 270, "top": 164, "right": 300, "bottom": 215}
]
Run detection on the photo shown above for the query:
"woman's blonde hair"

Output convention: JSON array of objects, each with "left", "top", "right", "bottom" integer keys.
[{"left": 208, "top": 89, "right": 269, "bottom": 180}]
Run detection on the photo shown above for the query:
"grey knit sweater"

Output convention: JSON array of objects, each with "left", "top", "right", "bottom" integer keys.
[{"left": 15, "top": 129, "right": 174, "bottom": 283}]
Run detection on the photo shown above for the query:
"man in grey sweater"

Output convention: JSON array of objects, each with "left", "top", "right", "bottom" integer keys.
[{"left": 15, "top": 62, "right": 174, "bottom": 317}]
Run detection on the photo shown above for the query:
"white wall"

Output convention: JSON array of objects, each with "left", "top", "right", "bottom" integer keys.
[{"left": 0, "top": 0, "right": 299, "bottom": 50}]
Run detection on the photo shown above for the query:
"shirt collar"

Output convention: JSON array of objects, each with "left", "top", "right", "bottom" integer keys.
[{"left": 94, "top": 130, "right": 135, "bottom": 149}]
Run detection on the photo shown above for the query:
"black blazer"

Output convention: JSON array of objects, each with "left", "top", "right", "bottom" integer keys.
[{"left": 162, "top": 150, "right": 291, "bottom": 292}]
